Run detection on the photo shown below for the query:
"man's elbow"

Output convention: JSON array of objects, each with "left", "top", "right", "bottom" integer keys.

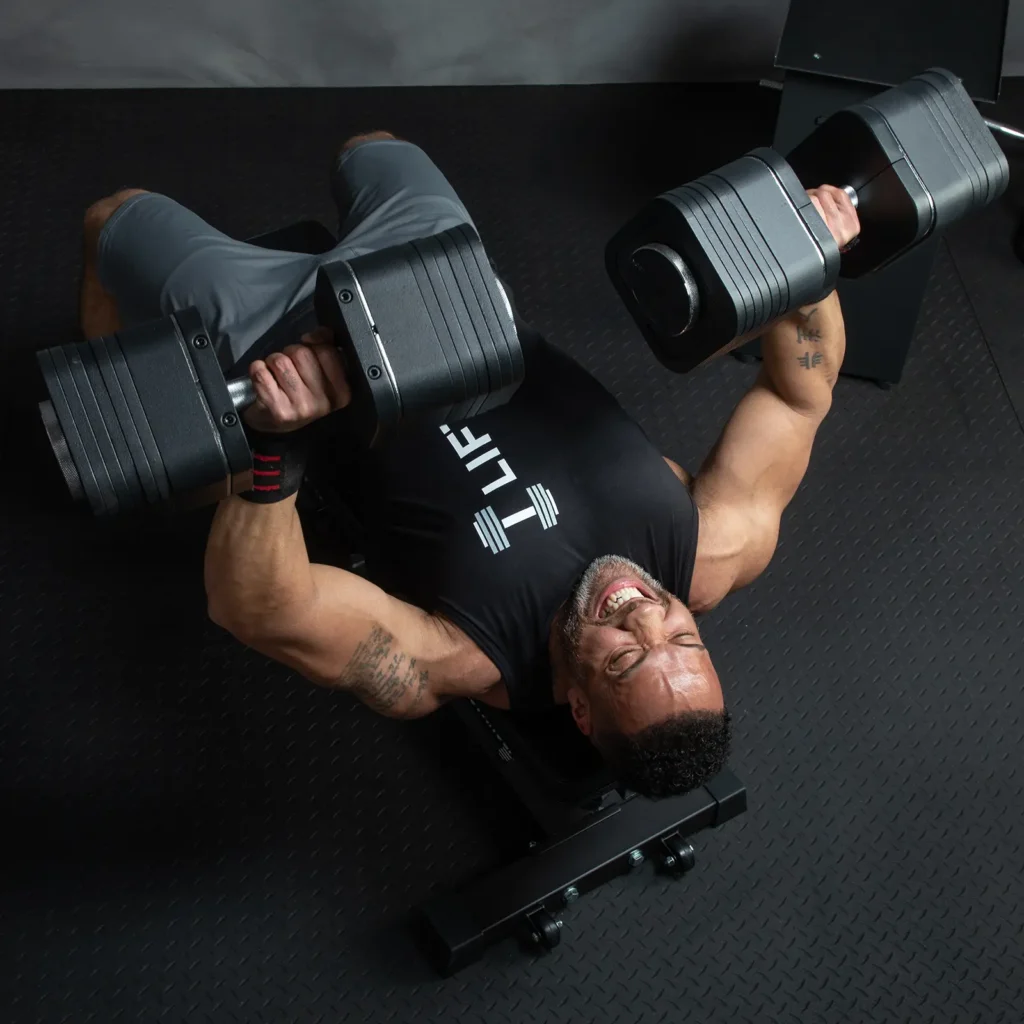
[
  {"left": 206, "top": 595, "right": 286, "bottom": 649},
  {"left": 206, "top": 581, "right": 248, "bottom": 634},
  {"left": 207, "top": 601, "right": 335, "bottom": 687},
  {"left": 207, "top": 598, "right": 256, "bottom": 645},
  {"left": 205, "top": 570, "right": 239, "bottom": 633}
]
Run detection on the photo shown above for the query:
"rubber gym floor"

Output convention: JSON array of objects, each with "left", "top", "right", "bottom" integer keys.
[{"left": 2, "top": 81, "right": 1023, "bottom": 1023}]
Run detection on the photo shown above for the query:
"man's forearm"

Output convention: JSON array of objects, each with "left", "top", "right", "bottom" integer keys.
[
  {"left": 203, "top": 494, "right": 453, "bottom": 715},
  {"left": 759, "top": 290, "right": 846, "bottom": 416},
  {"left": 204, "top": 495, "right": 315, "bottom": 636}
]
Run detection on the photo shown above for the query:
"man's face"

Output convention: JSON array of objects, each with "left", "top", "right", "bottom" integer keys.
[{"left": 550, "top": 555, "right": 724, "bottom": 738}]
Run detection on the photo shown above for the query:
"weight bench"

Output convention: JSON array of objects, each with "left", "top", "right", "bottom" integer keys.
[
  {"left": 415, "top": 700, "right": 747, "bottom": 975},
  {"left": 239, "top": 221, "right": 747, "bottom": 975}
]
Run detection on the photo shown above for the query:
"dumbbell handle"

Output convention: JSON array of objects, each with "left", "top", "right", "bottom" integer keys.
[{"left": 227, "top": 376, "right": 257, "bottom": 412}]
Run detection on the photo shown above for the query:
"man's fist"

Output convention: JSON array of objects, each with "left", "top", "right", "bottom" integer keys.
[
  {"left": 808, "top": 185, "right": 861, "bottom": 252},
  {"left": 243, "top": 326, "right": 352, "bottom": 434}
]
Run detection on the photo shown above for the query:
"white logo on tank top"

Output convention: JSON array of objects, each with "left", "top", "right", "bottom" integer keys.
[{"left": 441, "top": 424, "right": 559, "bottom": 554}]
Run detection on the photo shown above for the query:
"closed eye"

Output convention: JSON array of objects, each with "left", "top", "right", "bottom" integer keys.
[{"left": 608, "top": 633, "right": 704, "bottom": 676}]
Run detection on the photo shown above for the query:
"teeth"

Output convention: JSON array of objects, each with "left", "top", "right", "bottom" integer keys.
[{"left": 601, "top": 586, "right": 644, "bottom": 618}]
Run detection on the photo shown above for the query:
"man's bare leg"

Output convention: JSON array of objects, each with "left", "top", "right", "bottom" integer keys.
[
  {"left": 80, "top": 188, "right": 149, "bottom": 339},
  {"left": 336, "top": 130, "right": 398, "bottom": 163}
]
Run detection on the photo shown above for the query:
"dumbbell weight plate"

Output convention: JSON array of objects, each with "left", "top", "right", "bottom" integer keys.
[
  {"left": 605, "top": 146, "right": 841, "bottom": 373},
  {"left": 625, "top": 243, "right": 700, "bottom": 338},
  {"left": 38, "top": 343, "right": 123, "bottom": 516},
  {"left": 664, "top": 185, "right": 758, "bottom": 343},
  {"left": 930, "top": 69, "right": 1008, "bottom": 208},
  {"left": 669, "top": 184, "right": 758, "bottom": 342},
  {"left": 453, "top": 224, "right": 523, "bottom": 415},
  {"left": 318, "top": 225, "right": 525, "bottom": 446},
  {"left": 90, "top": 333, "right": 171, "bottom": 507},
  {"left": 679, "top": 180, "right": 770, "bottom": 337},
  {"left": 38, "top": 397, "right": 86, "bottom": 504},
  {"left": 845, "top": 105, "right": 934, "bottom": 276},
  {"left": 437, "top": 226, "right": 513, "bottom": 407},
  {"left": 314, "top": 260, "right": 406, "bottom": 448},
  {"left": 37, "top": 310, "right": 252, "bottom": 516},
  {"left": 420, "top": 225, "right": 522, "bottom": 420},
  {"left": 410, "top": 232, "right": 490, "bottom": 420},
  {"left": 695, "top": 178, "right": 780, "bottom": 331},
  {"left": 691, "top": 174, "right": 781, "bottom": 328},
  {"left": 717, "top": 147, "right": 839, "bottom": 324},
  {"left": 456, "top": 225, "right": 513, "bottom": 398},
  {"left": 873, "top": 69, "right": 1008, "bottom": 228},
  {"left": 608, "top": 188, "right": 749, "bottom": 372},
  {"left": 696, "top": 148, "right": 840, "bottom": 331},
  {"left": 405, "top": 229, "right": 500, "bottom": 420},
  {"left": 784, "top": 68, "right": 1008, "bottom": 278},
  {"left": 403, "top": 237, "right": 475, "bottom": 425},
  {"left": 672, "top": 184, "right": 759, "bottom": 340},
  {"left": 432, "top": 229, "right": 499, "bottom": 420},
  {"left": 701, "top": 169, "right": 791, "bottom": 325},
  {"left": 481, "top": 275, "right": 524, "bottom": 414},
  {"left": 79, "top": 340, "right": 149, "bottom": 511}
]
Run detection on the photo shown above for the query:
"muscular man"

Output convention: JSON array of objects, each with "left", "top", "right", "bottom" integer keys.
[{"left": 82, "top": 133, "right": 859, "bottom": 798}]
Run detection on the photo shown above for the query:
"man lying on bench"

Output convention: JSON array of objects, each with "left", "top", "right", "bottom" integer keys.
[{"left": 81, "top": 132, "right": 858, "bottom": 799}]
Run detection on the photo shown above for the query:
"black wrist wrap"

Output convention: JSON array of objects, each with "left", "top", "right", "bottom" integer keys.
[{"left": 238, "top": 428, "right": 310, "bottom": 504}]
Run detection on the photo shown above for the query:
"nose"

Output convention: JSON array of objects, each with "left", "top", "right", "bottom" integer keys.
[{"left": 625, "top": 600, "right": 668, "bottom": 646}]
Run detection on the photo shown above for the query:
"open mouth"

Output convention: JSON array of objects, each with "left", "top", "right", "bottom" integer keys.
[{"left": 592, "top": 578, "right": 657, "bottom": 620}]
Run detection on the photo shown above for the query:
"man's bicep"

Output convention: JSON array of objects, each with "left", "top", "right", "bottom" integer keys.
[
  {"left": 693, "top": 371, "right": 822, "bottom": 516},
  {"left": 690, "top": 372, "right": 823, "bottom": 593}
]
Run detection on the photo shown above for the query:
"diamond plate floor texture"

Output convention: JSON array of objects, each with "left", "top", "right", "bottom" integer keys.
[{"left": 2, "top": 82, "right": 1023, "bottom": 1023}]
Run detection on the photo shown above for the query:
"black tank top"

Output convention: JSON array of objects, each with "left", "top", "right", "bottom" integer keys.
[{"left": 355, "top": 328, "right": 700, "bottom": 709}]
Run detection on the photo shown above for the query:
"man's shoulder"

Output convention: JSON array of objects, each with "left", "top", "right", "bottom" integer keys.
[{"left": 687, "top": 499, "right": 776, "bottom": 614}]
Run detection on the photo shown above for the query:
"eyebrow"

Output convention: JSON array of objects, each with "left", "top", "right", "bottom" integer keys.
[{"left": 614, "top": 636, "right": 707, "bottom": 681}]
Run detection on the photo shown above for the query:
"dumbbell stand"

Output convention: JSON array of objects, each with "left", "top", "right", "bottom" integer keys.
[{"left": 414, "top": 699, "right": 747, "bottom": 975}]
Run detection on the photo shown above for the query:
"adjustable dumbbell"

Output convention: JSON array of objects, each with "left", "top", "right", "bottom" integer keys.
[
  {"left": 37, "top": 225, "right": 523, "bottom": 517},
  {"left": 606, "top": 67, "right": 1009, "bottom": 374}
]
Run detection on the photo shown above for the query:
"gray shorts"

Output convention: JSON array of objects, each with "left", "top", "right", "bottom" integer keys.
[{"left": 96, "top": 139, "right": 476, "bottom": 369}]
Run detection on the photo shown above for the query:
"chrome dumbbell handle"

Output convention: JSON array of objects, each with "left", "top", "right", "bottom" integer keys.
[{"left": 227, "top": 377, "right": 256, "bottom": 411}]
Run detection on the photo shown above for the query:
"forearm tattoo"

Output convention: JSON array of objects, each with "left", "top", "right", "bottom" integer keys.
[
  {"left": 795, "top": 306, "right": 824, "bottom": 369},
  {"left": 339, "top": 625, "right": 429, "bottom": 714}
]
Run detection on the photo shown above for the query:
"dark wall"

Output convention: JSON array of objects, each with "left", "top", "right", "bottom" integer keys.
[{"left": 2, "top": 0, "right": 1019, "bottom": 89}]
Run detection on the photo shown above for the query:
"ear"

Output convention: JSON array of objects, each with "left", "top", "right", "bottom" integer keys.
[{"left": 566, "top": 685, "right": 593, "bottom": 736}]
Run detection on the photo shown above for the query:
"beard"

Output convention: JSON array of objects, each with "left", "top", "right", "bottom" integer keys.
[{"left": 552, "top": 554, "right": 668, "bottom": 679}]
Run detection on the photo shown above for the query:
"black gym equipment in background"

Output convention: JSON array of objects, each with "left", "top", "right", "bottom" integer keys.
[{"left": 775, "top": 0, "right": 1008, "bottom": 103}]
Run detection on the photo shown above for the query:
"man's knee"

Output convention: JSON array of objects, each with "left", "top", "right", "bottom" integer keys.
[
  {"left": 83, "top": 188, "right": 149, "bottom": 250},
  {"left": 337, "top": 131, "right": 399, "bottom": 160}
]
